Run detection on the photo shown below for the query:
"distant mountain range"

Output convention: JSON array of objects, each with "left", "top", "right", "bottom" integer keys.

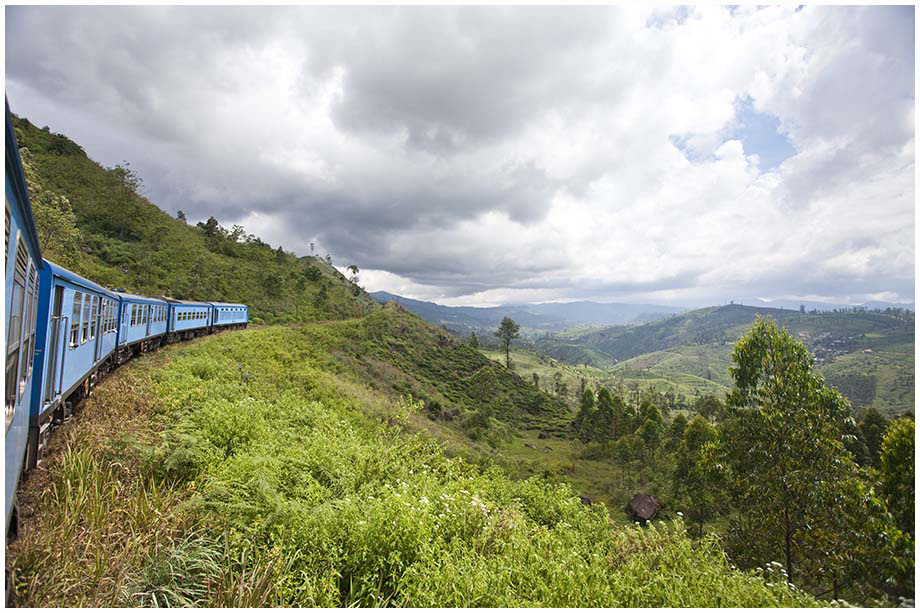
[
  {"left": 731, "top": 298, "right": 915, "bottom": 312},
  {"left": 369, "top": 291, "right": 686, "bottom": 335}
]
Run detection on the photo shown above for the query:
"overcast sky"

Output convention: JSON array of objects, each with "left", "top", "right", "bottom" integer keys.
[{"left": 5, "top": 5, "right": 915, "bottom": 307}]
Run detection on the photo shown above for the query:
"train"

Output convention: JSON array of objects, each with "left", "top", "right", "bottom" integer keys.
[{"left": 4, "top": 100, "right": 248, "bottom": 539}]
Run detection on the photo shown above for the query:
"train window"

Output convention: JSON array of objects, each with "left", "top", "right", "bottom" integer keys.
[
  {"left": 27, "top": 265, "right": 39, "bottom": 375},
  {"left": 4, "top": 203, "right": 10, "bottom": 259},
  {"left": 81, "top": 294, "right": 91, "bottom": 344},
  {"left": 89, "top": 296, "right": 99, "bottom": 340},
  {"left": 18, "top": 261, "right": 34, "bottom": 384},
  {"left": 71, "top": 291, "right": 82, "bottom": 347},
  {"left": 142, "top": 304, "right": 148, "bottom": 325},
  {"left": 6, "top": 238, "right": 28, "bottom": 416},
  {"left": 132, "top": 304, "right": 138, "bottom": 326},
  {"left": 20, "top": 262, "right": 38, "bottom": 389}
]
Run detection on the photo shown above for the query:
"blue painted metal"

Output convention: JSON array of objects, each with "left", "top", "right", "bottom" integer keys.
[
  {"left": 31, "top": 260, "right": 119, "bottom": 422},
  {"left": 166, "top": 299, "right": 212, "bottom": 334},
  {"left": 208, "top": 302, "right": 249, "bottom": 327},
  {"left": 5, "top": 100, "right": 44, "bottom": 534},
  {"left": 113, "top": 292, "right": 168, "bottom": 347}
]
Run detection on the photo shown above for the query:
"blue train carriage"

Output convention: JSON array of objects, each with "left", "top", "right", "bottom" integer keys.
[
  {"left": 165, "top": 298, "right": 212, "bottom": 342},
  {"left": 208, "top": 302, "right": 249, "bottom": 331},
  {"left": 26, "top": 261, "right": 120, "bottom": 469},
  {"left": 113, "top": 292, "right": 168, "bottom": 364},
  {"left": 5, "top": 100, "right": 44, "bottom": 537}
]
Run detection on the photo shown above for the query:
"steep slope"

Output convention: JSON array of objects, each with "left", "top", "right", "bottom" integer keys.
[
  {"left": 13, "top": 114, "right": 376, "bottom": 323},
  {"left": 320, "top": 304, "right": 574, "bottom": 436}
]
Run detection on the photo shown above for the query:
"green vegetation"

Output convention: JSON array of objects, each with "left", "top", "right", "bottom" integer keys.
[
  {"left": 536, "top": 304, "right": 913, "bottom": 416},
  {"left": 13, "top": 114, "right": 376, "bottom": 324},
  {"left": 7, "top": 320, "right": 820, "bottom": 607},
  {"left": 494, "top": 316, "right": 521, "bottom": 369}
]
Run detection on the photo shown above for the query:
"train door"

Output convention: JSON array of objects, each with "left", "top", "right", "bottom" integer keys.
[
  {"left": 118, "top": 304, "right": 125, "bottom": 346},
  {"left": 145, "top": 304, "right": 152, "bottom": 337},
  {"left": 44, "top": 286, "right": 64, "bottom": 403},
  {"left": 93, "top": 295, "right": 104, "bottom": 361}
]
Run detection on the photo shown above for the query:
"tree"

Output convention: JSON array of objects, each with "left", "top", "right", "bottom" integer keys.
[
  {"left": 275, "top": 245, "right": 285, "bottom": 264},
  {"left": 859, "top": 408, "right": 887, "bottom": 468},
  {"left": 674, "top": 415, "right": 721, "bottom": 538},
  {"left": 313, "top": 283, "right": 329, "bottom": 309},
  {"left": 199, "top": 216, "right": 221, "bottom": 237},
  {"left": 177, "top": 210, "right": 187, "bottom": 222},
  {"left": 19, "top": 146, "right": 80, "bottom": 266},
  {"left": 721, "top": 316, "right": 869, "bottom": 590},
  {"left": 665, "top": 413, "right": 689, "bottom": 451},
  {"left": 695, "top": 394, "right": 724, "bottom": 421},
  {"left": 108, "top": 161, "right": 144, "bottom": 240},
  {"left": 532, "top": 372, "right": 539, "bottom": 390},
  {"left": 468, "top": 331, "right": 479, "bottom": 349},
  {"left": 494, "top": 317, "right": 520, "bottom": 369},
  {"left": 346, "top": 265, "right": 361, "bottom": 296},
  {"left": 573, "top": 388, "right": 596, "bottom": 442},
  {"left": 593, "top": 387, "right": 616, "bottom": 441},
  {"left": 304, "top": 265, "right": 322, "bottom": 282},
  {"left": 880, "top": 417, "right": 914, "bottom": 539}
]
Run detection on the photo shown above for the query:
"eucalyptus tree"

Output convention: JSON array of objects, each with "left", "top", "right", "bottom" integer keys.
[
  {"left": 720, "top": 317, "right": 875, "bottom": 594},
  {"left": 494, "top": 317, "right": 520, "bottom": 369}
]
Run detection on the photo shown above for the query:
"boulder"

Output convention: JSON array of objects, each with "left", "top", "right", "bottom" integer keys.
[{"left": 626, "top": 493, "right": 660, "bottom": 524}]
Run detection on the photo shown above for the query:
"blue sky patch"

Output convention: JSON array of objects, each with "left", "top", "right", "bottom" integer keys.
[
  {"left": 670, "top": 96, "right": 797, "bottom": 171},
  {"left": 730, "top": 95, "right": 797, "bottom": 171}
]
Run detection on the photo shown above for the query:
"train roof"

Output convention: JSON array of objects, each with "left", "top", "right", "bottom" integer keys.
[
  {"left": 209, "top": 302, "right": 247, "bottom": 308},
  {"left": 43, "top": 259, "right": 119, "bottom": 298},
  {"left": 111, "top": 291, "right": 168, "bottom": 304},
  {"left": 162, "top": 298, "right": 212, "bottom": 307}
]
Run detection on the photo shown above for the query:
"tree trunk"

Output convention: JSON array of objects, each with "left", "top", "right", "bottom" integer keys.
[{"left": 783, "top": 484, "right": 793, "bottom": 584}]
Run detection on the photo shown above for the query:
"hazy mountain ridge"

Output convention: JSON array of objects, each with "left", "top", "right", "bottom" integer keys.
[{"left": 370, "top": 291, "right": 685, "bottom": 335}]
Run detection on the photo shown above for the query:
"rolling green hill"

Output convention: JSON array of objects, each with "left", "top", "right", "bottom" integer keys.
[
  {"left": 13, "top": 114, "right": 376, "bottom": 323},
  {"left": 535, "top": 304, "right": 914, "bottom": 415}
]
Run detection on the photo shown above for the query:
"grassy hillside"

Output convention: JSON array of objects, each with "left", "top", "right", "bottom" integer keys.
[
  {"left": 7, "top": 321, "right": 818, "bottom": 607},
  {"left": 13, "top": 114, "right": 375, "bottom": 323}
]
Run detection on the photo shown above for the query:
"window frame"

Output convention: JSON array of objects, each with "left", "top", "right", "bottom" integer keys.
[{"left": 70, "top": 291, "right": 82, "bottom": 348}]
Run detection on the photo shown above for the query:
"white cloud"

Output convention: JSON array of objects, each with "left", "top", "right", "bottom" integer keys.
[{"left": 5, "top": 5, "right": 913, "bottom": 307}]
